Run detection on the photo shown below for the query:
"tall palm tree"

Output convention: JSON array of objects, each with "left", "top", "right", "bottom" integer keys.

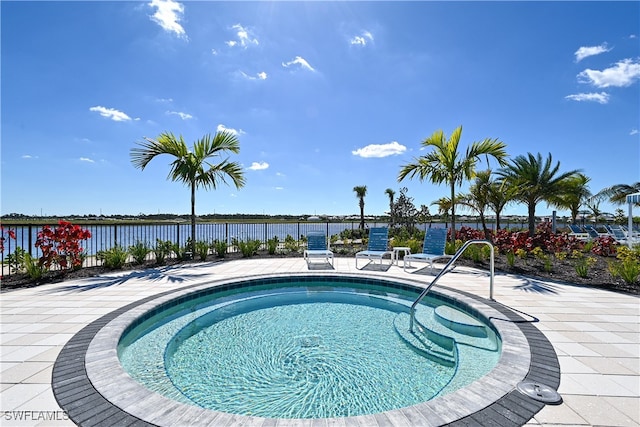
[
  {"left": 549, "top": 173, "right": 592, "bottom": 224},
  {"left": 385, "top": 188, "right": 395, "bottom": 226},
  {"left": 398, "top": 125, "right": 508, "bottom": 244},
  {"left": 496, "top": 152, "right": 580, "bottom": 236},
  {"left": 353, "top": 186, "right": 368, "bottom": 231},
  {"left": 595, "top": 182, "right": 640, "bottom": 206},
  {"left": 131, "top": 131, "right": 246, "bottom": 256}
]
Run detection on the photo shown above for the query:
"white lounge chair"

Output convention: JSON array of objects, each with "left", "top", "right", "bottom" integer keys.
[
  {"left": 404, "top": 228, "right": 449, "bottom": 272},
  {"left": 303, "top": 232, "right": 334, "bottom": 267},
  {"left": 355, "top": 227, "right": 392, "bottom": 269}
]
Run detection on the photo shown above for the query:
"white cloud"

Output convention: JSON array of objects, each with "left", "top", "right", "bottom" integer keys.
[
  {"left": 226, "top": 24, "right": 258, "bottom": 48},
  {"left": 21, "top": 155, "right": 36, "bottom": 159},
  {"left": 211, "top": 48, "right": 218, "bottom": 55},
  {"left": 630, "top": 34, "right": 637, "bottom": 39},
  {"left": 631, "top": 129, "right": 639, "bottom": 135},
  {"left": 89, "top": 106, "right": 133, "bottom": 121},
  {"left": 350, "top": 31, "right": 374, "bottom": 46},
  {"left": 274, "top": 187, "right": 284, "bottom": 190},
  {"left": 352, "top": 141, "right": 407, "bottom": 158},
  {"left": 577, "top": 58, "right": 640, "bottom": 88},
  {"left": 248, "top": 161, "right": 269, "bottom": 171},
  {"left": 217, "top": 124, "right": 245, "bottom": 135},
  {"left": 239, "top": 71, "right": 268, "bottom": 80},
  {"left": 565, "top": 92, "right": 610, "bottom": 104},
  {"left": 79, "top": 157, "right": 95, "bottom": 163},
  {"left": 156, "top": 97, "right": 173, "bottom": 103},
  {"left": 166, "top": 111, "right": 193, "bottom": 120},
  {"left": 148, "top": 0, "right": 187, "bottom": 39},
  {"left": 574, "top": 43, "right": 611, "bottom": 62},
  {"left": 282, "top": 56, "right": 315, "bottom": 72}
]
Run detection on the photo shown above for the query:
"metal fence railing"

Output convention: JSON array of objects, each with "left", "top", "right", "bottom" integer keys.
[{"left": 0, "top": 218, "right": 558, "bottom": 277}]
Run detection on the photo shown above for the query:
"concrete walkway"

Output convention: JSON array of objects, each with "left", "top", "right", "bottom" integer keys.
[{"left": 1, "top": 257, "right": 638, "bottom": 426}]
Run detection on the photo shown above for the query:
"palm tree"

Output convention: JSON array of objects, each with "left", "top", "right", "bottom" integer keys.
[
  {"left": 353, "top": 185, "right": 368, "bottom": 230},
  {"left": 549, "top": 173, "right": 592, "bottom": 224},
  {"left": 595, "top": 182, "right": 640, "bottom": 206},
  {"left": 398, "top": 125, "right": 507, "bottom": 244},
  {"left": 458, "top": 170, "right": 493, "bottom": 240},
  {"left": 486, "top": 177, "right": 515, "bottom": 230},
  {"left": 385, "top": 188, "right": 395, "bottom": 226},
  {"left": 496, "top": 152, "right": 580, "bottom": 236},
  {"left": 131, "top": 131, "right": 246, "bottom": 256},
  {"left": 431, "top": 197, "right": 453, "bottom": 228}
]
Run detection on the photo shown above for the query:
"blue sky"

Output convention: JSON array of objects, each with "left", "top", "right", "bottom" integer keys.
[{"left": 2, "top": 1, "right": 639, "bottom": 218}]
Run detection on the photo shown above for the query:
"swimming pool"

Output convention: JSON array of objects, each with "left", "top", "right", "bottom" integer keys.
[
  {"left": 117, "top": 281, "right": 500, "bottom": 418},
  {"left": 54, "top": 272, "right": 559, "bottom": 426}
]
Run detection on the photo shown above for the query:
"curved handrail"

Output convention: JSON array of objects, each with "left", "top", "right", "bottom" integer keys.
[{"left": 409, "top": 239, "right": 494, "bottom": 333}]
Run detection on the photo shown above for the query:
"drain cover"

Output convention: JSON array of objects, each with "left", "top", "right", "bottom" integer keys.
[{"left": 516, "top": 381, "right": 562, "bottom": 404}]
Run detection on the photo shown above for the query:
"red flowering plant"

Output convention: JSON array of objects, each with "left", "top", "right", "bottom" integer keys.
[
  {"left": 35, "top": 221, "right": 92, "bottom": 270},
  {"left": 453, "top": 226, "right": 485, "bottom": 242},
  {"left": 0, "top": 226, "right": 17, "bottom": 253},
  {"left": 591, "top": 235, "right": 617, "bottom": 257}
]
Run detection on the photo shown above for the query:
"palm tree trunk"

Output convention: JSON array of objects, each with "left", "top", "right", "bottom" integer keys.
[
  {"left": 450, "top": 181, "right": 456, "bottom": 244},
  {"left": 480, "top": 212, "right": 492, "bottom": 241},
  {"left": 528, "top": 202, "right": 536, "bottom": 236},
  {"left": 359, "top": 200, "right": 365, "bottom": 230},
  {"left": 191, "top": 182, "right": 196, "bottom": 258}
]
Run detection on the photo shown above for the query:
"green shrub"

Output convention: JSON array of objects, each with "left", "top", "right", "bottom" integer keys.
[
  {"left": 211, "top": 240, "right": 228, "bottom": 257},
  {"left": 97, "top": 246, "right": 128, "bottom": 269},
  {"left": 284, "top": 234, "right": 299, "bottom": 252},
  {"left": 233, "top": 238, "right": 262, "bottom": 257},
  {"left": 195, "top": 240, "right": 210, "bottom": 261},
  {"left": 505, "top": 250, "right": 516, "bottom": 267},
  {"left": 171, "top": 240, "right": 191, "bottom": 261},
  {"left": 445, "top": 240, "right": 457, "bottom": 256},
  {"left": 608, "top": 260, "right": 639, "bottom": 284},
  {"left": 129, "top": 241, "right": 151, "bottom": 265},
  {"left": 267, "top": 236, "right": 279, "bottom": 255},
  {"left": 154, "top": 239, "right": 173, "bottom": 265},
  {"left": 24, "top": 253, "right": 46, "bottom": 280},
  {"left": 573, "top": 254, "right": 596, "bottom": 278},
  {"left": 6, "top": 247, "right": 26, "bottom": 273}
]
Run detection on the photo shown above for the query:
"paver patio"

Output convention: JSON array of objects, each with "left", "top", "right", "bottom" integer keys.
[{"left": 1, "top": 257, "right": 638, "bottom": 426}]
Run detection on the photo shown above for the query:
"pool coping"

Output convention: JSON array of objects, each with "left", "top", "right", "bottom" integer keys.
[{"left": 52, "top": 272, "right": 560, "bottom": 427}]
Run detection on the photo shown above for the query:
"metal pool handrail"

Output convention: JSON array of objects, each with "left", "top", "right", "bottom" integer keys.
[{"left": 409, "top": 239, "right": 495, "bottom": 333}]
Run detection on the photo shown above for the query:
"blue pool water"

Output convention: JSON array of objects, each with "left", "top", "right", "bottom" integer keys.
[{"left": 118, "top": 279, "right": 500, "bottom": 419}]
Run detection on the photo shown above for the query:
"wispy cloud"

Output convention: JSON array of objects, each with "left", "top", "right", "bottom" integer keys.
[
  {"left": 79, "top": 157, "right": 95, "bottom": 163},
  {"left": 282, "top": 56, "right": 315, "bottom": 72},
  {"left": 350, "top": 31, "right": 374, "bottom": 46},
  {"left": 352, "top": 141, "right": 407, "bottom": 158},
  {"left": 21, "top": 155, "right": 37, "bottom": 159},
  {"left": 148, "top": 0, "right": 187, "bottom": 39},
  {"left": 274, "top": 187, "right": 284, "bottom": 190},
  {"left": 577, "top": 58, "right": 640, "bottom": 88},
  {"left": 89, "top": 106, "right": 135, "bottom": 121},
  {"left": 217, "top": 124, "right": 245, "bottom": 136},
  {"left": 211, "top": 48, "right": 218, "bottom": 55},
  {"left": 226, "top": 24, "right": 258, "bottom": 48},
  {"left": 156, "top": 97, "right": 173, "bottom": 103},
  {"left": 565, "top": 92, "right": 610, "bottom": 104},
  {"left": 239, "top": 71, "right": 268, "bottom": 81},
  {"left": 248, "top": 161, "right": 269, "bottom": 171},
  {"left": 631, "top": 129, "right": 639, "bottom": 135},
  {"left": 166, "top": 111, "right": 193, "bottom": 120},
  {"left": 574, "top": 43, "right": 611, "bottom": 62}
]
